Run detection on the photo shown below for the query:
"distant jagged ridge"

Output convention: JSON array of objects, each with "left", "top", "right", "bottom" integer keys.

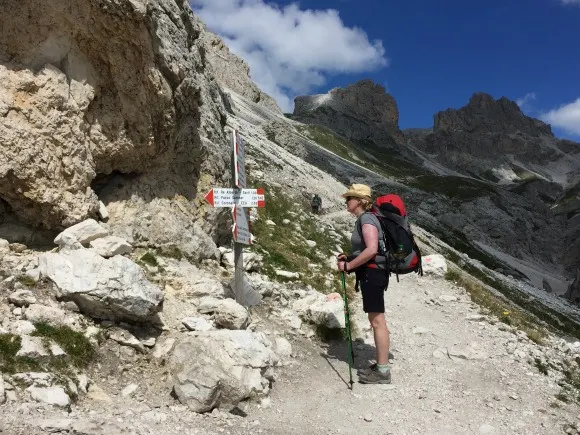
[{"left": 291, "top": 79, "right": 403, "bottom": 146}]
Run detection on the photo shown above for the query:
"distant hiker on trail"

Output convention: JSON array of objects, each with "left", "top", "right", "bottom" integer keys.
[
  {"left": 311, "top": 194, "right": 322, "bottom": 214},
  {"left": 336, "top": 183, "right": 391, "bottom": 384}
]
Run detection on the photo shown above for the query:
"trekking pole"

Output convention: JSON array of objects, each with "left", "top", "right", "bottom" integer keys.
[{"left": 341, "top": 271, "right": 354, "bottom": 389}]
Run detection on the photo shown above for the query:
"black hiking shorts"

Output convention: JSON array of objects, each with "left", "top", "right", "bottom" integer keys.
[{"left": 359, "top": 268, "right": 389, "bottom": 313}]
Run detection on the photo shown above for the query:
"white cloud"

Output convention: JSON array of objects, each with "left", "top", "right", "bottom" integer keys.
[
  {"left": 540, "top": 98, "right": 580, "bottom": 136},
  {"left": 515, "top": 92, "right": 536, "bottom": 112},
  {"left": 190, "top": 0, "right": 387, "bottom": 112},
  {"left": 560, "top": 0, "right": 580, "bottom": 5}
]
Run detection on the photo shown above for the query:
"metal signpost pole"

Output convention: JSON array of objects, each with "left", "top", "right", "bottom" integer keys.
[
  {"left": 205, "top": 129, "right": 264, "bottom": 307},
  {"left": 232, "top": 130, "right": 246, "bottom": 307}
]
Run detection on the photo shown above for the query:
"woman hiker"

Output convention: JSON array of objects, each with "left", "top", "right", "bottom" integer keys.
[{"left": 336, "top": 183, "right": 391, "bottom": 384}]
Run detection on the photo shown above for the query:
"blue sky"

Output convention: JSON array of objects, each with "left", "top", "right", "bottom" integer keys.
[{"left": 191, "top": 0, "right": 580, "bottom": 139}]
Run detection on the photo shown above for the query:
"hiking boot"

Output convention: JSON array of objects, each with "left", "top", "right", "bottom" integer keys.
[
  {"left": 358, "top": 368, "right": 391, "bottom": 384},
  {"left": 357, "top": 363, "right": 377, "bottom": 377}
]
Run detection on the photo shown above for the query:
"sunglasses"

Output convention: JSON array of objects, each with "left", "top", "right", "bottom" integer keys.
[{"left": 345, "top": 196, "right": 358, "bottom": 203}]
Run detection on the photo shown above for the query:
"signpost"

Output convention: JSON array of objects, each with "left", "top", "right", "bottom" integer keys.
[
  {"left": 204, "top": 188, "right": 265, "bottom": 208},
  {"left": 232, "top": 205, "right": 252, "bottom": 245},
  {"left": 204, "top": 129, "right": 265, "bottom": 307},
  {"left": 233, "top": 130, "right": 246, "bottom": 189}
]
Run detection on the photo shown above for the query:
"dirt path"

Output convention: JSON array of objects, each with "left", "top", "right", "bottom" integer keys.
[
  {"left": 248, "top": 273, "right": 577, "bottom": 435},
  {"left": 2, "top": 272, "right": 578, "bottom": 435}
]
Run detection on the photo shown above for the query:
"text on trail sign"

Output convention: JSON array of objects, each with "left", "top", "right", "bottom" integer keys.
[{"left": 204, "top": 188, "right": 265, "bottom": 208}]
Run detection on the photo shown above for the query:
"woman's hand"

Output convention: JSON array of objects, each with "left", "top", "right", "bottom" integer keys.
[{"left": 336, "top": 253, "right": 348, "bottom": 271}]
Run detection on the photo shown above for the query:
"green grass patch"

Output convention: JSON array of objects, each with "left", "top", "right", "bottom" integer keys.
[
  {"left": 160, "top": 246, "right": 183, "bottom": 261},
  {"left": 297, "top": 125, "right": 430, "bottom": 181},
  {"left": 556, "top": 361, "right": 580, "bottom": 405},
  {"left": 445, "top": 265, "right": 548, "bottom": 345},
  {"left": 0, "top": 334, "right": 28, "bottom": 373},
  {"left": 265, "top": 130, "right": 278, "bottom": 144},
  {"left": 481, "top": 169, "right": 501, "bottom": 183},
  {"left": 17, "top": 275, "right": 37, "bottom": 287},
  {"left": 534, "top": 358, "right": 550, "bottom": 375},
  {"left": 558, "top": 181, "right": 580, "bottom": 206},
  {"left": 511, "top": 164, "right": 540, "bottom": 182},
  {"left": 32, "top": 323, "right": 95, "bottom": 368},
  {"left": 298, "top": 124, "right": 497, "bottom": 205},
  {"left": 408, "top": 175, "right": 497, "bottom": 203},
  {"left": 250, "top": 181, "right": 351, "bottom": 295},
  {"left": 0, "top": 323, "right": 96, "bottom": 375},
  {"left": 297, "top": 124, "right": 498, "bottom": 208},
  {"left": 297, "top": 124, "right": 355, "bottom": 162},
  {"left": 140, "top": 252, "right": 158, "bottom": 266},
  {"left": 444, "top": 269, "right": 461, "bottom": 282}
]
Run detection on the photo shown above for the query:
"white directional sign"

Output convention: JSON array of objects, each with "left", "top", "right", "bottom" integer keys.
[
  {"left": 233, "top": 130, "right": 246, "bottom": 188},
  {"left": 232, "top": 205, "right": 252, "bottom": 245},
  {"left": 204, "top": 188, "right": 265, "bottom": 208}
]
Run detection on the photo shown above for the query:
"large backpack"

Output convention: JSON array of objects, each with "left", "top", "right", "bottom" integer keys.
[{"left": 357, "top": 194, "right": 423, "bottom": 282}]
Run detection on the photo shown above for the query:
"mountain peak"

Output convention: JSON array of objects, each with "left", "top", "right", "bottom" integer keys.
[
  {"left": 435, "top": 93, "right": 553, "bottom": 137},
  {"left": 292, "top": 79, "right": 401, "bottom": 145}
]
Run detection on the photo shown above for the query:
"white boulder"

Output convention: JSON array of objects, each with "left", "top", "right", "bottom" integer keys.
[
  {"left": 421, "top": 254, "right": 447, "bottom": 277},
  {"left": 198, "top": 297, "right": 249, "bottom": 330},
  {"left": 221, "top": 249, "right": 263, "bottom": 272},
  {"left": 54, "top": 219, "right": 108, "bottom": 247},
  {"left": 292, "top": 291, "right": 345, "bottom": 329},
  {"left": 170, "top": 330, "right": 277, "bottom": 413},
  {"left": 275, "top": 270, "right": 300, "bottom": 279},
  {"left": 89, "top": 236, "right": 132, "bottom": 258},
  {"left": 8, "top": 290, "right": 37, "bottom": 306},
  {"left": 24, "top": 304, "right": 69, "bottom": 327},
  {"left": 38, "top": 249, "right": 163, "bottom": 322},
  {"left": 182, "top": 317, "right": 214, "bottom": 332},
  {"left": 27, "top": 386, "right": 70, "bottom": 408},
  {"left": 274, "top": 337, "right": 292, "bottom": 358},
  {"left": 16, "top": 336, "right": 50, "bottom": 359}
]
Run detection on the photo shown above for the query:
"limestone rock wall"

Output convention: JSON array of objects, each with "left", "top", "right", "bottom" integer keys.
[
  {"left": 199, "top": 30, "right": 282, "bottom": 114},
  {"left": 0, "top": 0, "right": 230, "bottom": 233}
]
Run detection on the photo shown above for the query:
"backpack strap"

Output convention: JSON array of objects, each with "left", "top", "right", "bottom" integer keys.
[
  {"left": 354, "top": 212, "right": 366, "bottom": 238},
  {"left": 355, "top": 212, "right": 391, "bottom": 285},
  {"left": 377, "top": 210, "right": 411, "bottom": 233}
]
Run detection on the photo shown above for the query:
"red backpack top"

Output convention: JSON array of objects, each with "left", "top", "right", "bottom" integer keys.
[{"left": 376, "top": 194, "right": 407, "bottom": 216}]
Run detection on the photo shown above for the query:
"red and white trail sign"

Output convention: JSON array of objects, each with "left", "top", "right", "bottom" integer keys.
[{"left": 204, "top": 188, "right": 265, "bottom": 208}]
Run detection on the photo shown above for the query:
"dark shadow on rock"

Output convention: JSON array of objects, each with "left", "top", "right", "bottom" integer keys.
[{"left": 0, "top": 199, "right": 57, "bottom": 248}]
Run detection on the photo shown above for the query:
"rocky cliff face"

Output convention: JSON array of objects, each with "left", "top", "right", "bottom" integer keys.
[
  {"left": 199, "top": 29, "right": 281, "bottom": 114},
  {"left": 291, "top": 79, "right": 403, "bottom": 146},
  {"left": 417, "top": 93, "right": 580, "bottom": 188},
  {"left": 0, "top": 0, "right": 230, "bottom": 231},
  {"left": 412, "top": 93, "right": 580, "bottom": 278},
  {"left": 0, "top": 0, "right": 245, "bottom": 259},
  {"left": 434, "top": 93, "right": 553, "bottom": 137},
  {"left": 292, "top": 81, "right": 580, "bottom": 294}
]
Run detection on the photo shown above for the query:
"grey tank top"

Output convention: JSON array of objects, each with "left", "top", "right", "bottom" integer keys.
[{"left": 351, "top": 212, "right": 387, "bottom": 269}]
